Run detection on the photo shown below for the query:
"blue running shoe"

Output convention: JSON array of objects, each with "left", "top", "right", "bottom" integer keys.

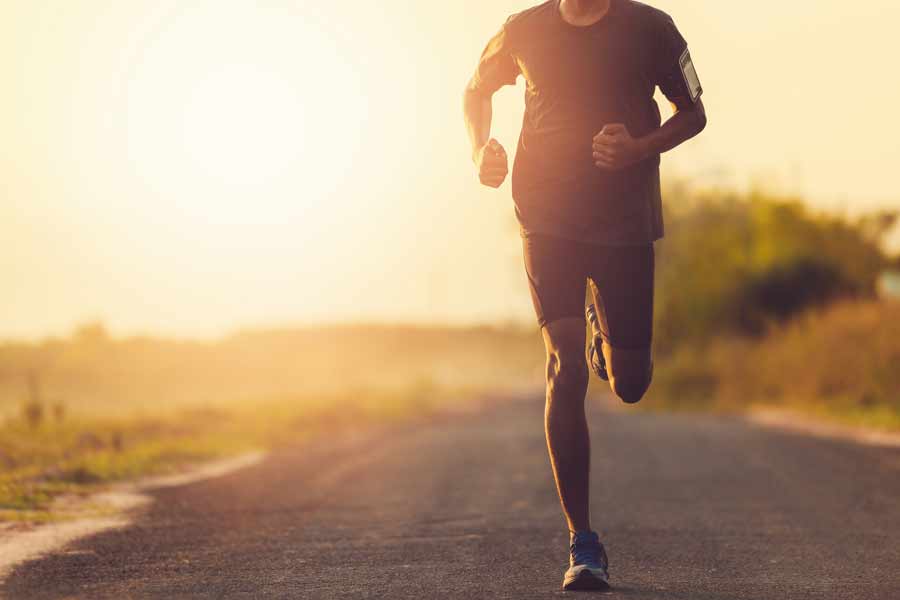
[
  {"left": 563, "top": 531, "right": 610, "bottom": 591},
  {"left": 586, "top": 305, "right": 609, "bottom": 382}
]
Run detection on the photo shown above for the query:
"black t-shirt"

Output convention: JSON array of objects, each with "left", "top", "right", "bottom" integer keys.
[{"left": 471, "top": 0, "right": 702, "bottom": 245}]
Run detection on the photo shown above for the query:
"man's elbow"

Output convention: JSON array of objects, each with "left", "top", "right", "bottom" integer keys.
[
  {"left": 694, "top": 111, "right": 707, "bottom": 134},
  {"left": 691, "top": 101, "right": 708, "bottom": 134}
]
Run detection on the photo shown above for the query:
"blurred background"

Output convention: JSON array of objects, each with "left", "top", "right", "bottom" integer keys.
[{"left": 2, "top": 1, "right": 899, "bottom": 518}]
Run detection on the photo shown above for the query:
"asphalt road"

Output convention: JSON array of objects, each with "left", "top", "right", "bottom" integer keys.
[{"left": 4, "top": 395, "right": 900, "bottom": 599}]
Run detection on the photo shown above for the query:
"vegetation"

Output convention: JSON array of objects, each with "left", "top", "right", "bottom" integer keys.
[
  {"left": 0, "top": 386, "right": 470, "bottom": 521},
  {"left": 651, "top": 184, "right": 899, "bottom": 429},
  {"left": 0, "top": 326, "right": 543, "bottom": 520},
  {"left": 655, "top": 186, "right": 890, "bottom": 349},
  {"left": 652, "top": 301, "right": 900, "bottom": 430}
]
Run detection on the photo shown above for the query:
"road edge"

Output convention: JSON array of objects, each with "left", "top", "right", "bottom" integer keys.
[
  {"left": 746, "top": 407, "right": 900, "bottom": 448},
  {"left": 0, "top": 452, "right": 266, "bottom": 585}
]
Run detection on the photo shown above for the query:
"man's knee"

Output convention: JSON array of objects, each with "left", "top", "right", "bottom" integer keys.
[
  {"left": 604, "top": 345, "right": 653, "bottom": 404},
  {"left": 610, "top": 371, "right": 652, "bottom": 404},
  {"left": 546, "top": 350, "right": 589, "bottom": 400},
  {"left": 542, "top": 318, "right": 589, "bottom": 401}
]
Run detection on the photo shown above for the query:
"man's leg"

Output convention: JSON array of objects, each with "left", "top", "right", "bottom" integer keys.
[
  {"left": 522, "top": 234, "right": 612, "bottom": 590},
  {"left": 589, "top": 244, "right": 655, "bottom": 404},
  {"left": 522, "top": 234, "right": 594, "bottom": 532},
  {"left": 542, "top": 317, "right": 591, "bottom": 533}
]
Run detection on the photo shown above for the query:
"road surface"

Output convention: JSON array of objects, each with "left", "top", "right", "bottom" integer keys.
[{"left": 4, "top": 395, "right": 900, "bottom": 599}]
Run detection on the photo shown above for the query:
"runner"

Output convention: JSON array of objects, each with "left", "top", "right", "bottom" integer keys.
[{"left": 463, "top": 0, "right": 707, "bottom": 590}]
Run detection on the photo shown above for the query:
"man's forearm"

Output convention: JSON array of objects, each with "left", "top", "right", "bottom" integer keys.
[
  {"left": 638, "top": 100, "right": 707, "bottom": 157},
  {"left": 464, "top": 87, "right": 493, "bottom": 161}
]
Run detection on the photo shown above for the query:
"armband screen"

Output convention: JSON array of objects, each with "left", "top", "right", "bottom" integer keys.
[{"left": 679, "top": 49, "right": 702, "bottom": 102}]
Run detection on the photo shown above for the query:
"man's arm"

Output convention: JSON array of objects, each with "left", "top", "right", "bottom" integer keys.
[
  {"left": 592, "top": 99, "right": 706, "bottom": 170},
  {"left": 463, "top": 82, "right": 509, "bottom": 188},
  {"left": 641, "top": 98, "right": 707, "bottom": 155},
  {"left": 464, "top": 20, "right": 518, "bottom": 188},
  {"left": 595, "top": 12, "right": 706, "bottom": 171},
  {"left": 463, "top": 83, "right": 492, "bottom": 161}
]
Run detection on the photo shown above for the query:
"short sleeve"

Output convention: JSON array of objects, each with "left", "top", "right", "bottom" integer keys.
[
  {"left": 652, "top": 15, "right": 703, "bottom": 110},
  {"left": 470, "top": 23, "right": 520, "bottom": 95}
]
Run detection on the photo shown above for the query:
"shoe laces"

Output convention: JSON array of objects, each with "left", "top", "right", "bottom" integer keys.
[
  {"left": 570, "top": 531, "right": 604, "bottom": 568},
  {"left": 586, "top": 304, "right": 600, "bottom": 329}
]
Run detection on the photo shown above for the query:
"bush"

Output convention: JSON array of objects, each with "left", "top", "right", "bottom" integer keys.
[
  {"left": 735, "top": 257, "right": 855, "bottom": 334},
  {"left": 651, "top": 301, "right": 900, "bottom": 428},
  {"left": 655, "top": 189, "right": 888, "bottom": 350}
]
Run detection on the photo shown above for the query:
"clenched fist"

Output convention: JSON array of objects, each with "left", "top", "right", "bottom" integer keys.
[
  {"left": 593, "top": 123, "right": 647, "bottom": 171},
  {"left": 473, "top": 139, "right": 509, "bottom": 188}
]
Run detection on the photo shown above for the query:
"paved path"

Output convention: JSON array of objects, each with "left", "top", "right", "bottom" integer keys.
[{"left": 4, "top": 396, "right": 900, "bottom": 599}]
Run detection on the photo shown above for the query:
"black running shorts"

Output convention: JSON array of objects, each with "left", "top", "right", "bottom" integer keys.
[{"left": 522, "top": 234, "right": 654, "bottom": 349}]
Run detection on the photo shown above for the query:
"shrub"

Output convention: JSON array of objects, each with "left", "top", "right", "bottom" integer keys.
[
  {"left": 655, "top": 189, "right": 888, "bottom": 350},
  {"left": 735, "top": 257, "right": 855, "bottom": 334}
]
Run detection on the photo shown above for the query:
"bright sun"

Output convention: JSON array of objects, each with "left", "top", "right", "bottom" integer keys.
[
  {"left": 118, "top": 4, "right": 367, "bottom": 224},
  {"left": 179, "top": 63, "right": 308, "bottom": 188}
]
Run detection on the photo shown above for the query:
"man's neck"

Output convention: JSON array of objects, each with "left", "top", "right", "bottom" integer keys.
[{"left": 559, "top": 0, "right": 612, "bottom": 25}]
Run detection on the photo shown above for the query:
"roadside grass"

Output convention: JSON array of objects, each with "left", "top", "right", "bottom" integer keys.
[
  {"left": 0, "top": 325, "right": 545, "bottom": 524},
  {"left": 651, "top": 300, "right": 900, "bottom": 431},
  {"left": 0, "top": 383, "right": 464, "bottom": 522}
]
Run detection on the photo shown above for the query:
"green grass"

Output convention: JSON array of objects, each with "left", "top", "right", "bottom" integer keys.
[
  {"left": 650, "top": 301, "right": 900, "bottom": 432},
  {"left": 0, "top": 384, "right": 468, "bottom": 522},
  {"left": 0, "top": 325, "right": 545, "bottom": 523}
]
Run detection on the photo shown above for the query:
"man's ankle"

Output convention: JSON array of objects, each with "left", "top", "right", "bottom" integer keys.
[{"left": 570, "top": 529, "right": 595, "bottom": 542}]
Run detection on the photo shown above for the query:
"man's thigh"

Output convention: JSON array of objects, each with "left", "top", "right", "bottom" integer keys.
[
  {"left": 587, "top": 243, "right": 654, "bottom": 349},
  {"left": 588, "top": 244, "right": 655, "bottom": 402},
  {"left": 522, "top": 234, "right": 589, "bottom": 330}
]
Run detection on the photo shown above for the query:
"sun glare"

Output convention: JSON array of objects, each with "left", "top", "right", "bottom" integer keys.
[
  {"left": 179, "top": 64, "right": 307, "bottom": 187},
  {"left": 117, "top": 5, "right": 367, "bottom": 225}
]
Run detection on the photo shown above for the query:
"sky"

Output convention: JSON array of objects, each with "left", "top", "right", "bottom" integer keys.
[{"left": 2, "top": 0, "right": 899, "bottom": 339}]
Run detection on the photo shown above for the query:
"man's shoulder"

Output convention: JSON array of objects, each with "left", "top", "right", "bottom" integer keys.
[
  {"left": 503, "top": 1, "right": 557, "bottom": 34},
  {"left": 616, "top": 0, "right": 674, "bottom": 28}
]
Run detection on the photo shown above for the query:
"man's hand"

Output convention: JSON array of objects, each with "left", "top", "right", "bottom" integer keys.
[
  {"left": 473, "top": 138, "right": 509, "bottom": 188},
  {"left": 592, "top": 124, "right": 647, "bottom": 171}
]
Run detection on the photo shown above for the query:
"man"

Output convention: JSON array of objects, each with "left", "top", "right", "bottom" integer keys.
[{"left": 463, "top": 0, "right": 707, "bottom": 591}]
